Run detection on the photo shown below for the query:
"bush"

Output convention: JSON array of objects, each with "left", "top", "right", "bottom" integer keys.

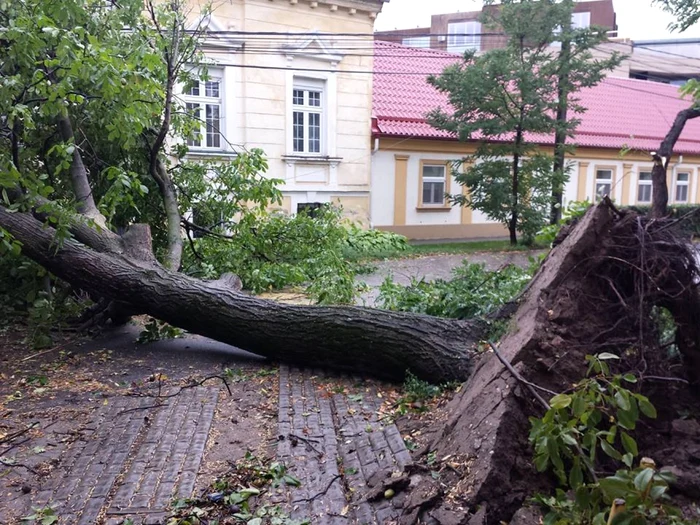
[
  {"left": 532, "top": 354, "right": 694, "bottom": 525},
  {"left": 376, "top": 260, "right": 534, "bottom": 319},
  {"left": 625, "top": 205, "right": 700, "bottom": 239}
]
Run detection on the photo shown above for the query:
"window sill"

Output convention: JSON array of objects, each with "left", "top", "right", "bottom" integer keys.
[
  {"left": 416, "top": 205, "right": 452, "bottom": 212},
  {"left": 186, "top": 149, "right": 236, "bottom": 159},
  {"left": 282, "top": 154, "right": 342, "bottom": 166}
]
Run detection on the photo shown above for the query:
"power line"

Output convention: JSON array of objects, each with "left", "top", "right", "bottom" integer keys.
[
  {"left": 207, "top": 61, "right": 448, "bottom": 75},
  {"left": 191, "top": 29, "right": 507, "bottom": 38}
]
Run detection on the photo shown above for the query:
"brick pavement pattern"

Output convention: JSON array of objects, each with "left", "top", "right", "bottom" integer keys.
[
  {"left": 35, "top": 387, "right": 218, "bottom": 525},
  {"left": 277, "top": 366, "right": 412, "bottom": 524}
]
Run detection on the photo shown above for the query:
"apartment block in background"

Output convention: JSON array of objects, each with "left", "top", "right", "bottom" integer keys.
[{"left": 374, "top": 0, "right": 617, "bottom": 53}]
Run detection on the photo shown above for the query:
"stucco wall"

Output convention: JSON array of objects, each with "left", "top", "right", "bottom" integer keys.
[
  {"left": 184, "top": 0, "right": 383, "bottom": 222},
  {"left": 371, "top": 140, "right": 700, "bottom": 239}
]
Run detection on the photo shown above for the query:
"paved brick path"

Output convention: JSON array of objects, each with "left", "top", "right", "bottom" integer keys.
[
  {"left": 35, "top": 386, "right": 218, "bottom": 525},
  {"left": 277, "top": 366, "right": 412, "bottom": 524}
]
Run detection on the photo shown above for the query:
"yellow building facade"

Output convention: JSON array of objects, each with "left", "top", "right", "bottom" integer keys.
[{"left": 371, "top": 139, "right": 700, "bottom": 240}]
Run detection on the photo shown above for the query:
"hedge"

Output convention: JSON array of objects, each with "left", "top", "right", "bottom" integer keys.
[{"left": 625, "top": 205, "right": 700, "bottom": 238}]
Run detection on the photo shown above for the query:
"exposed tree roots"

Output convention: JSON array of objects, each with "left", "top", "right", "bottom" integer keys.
[{"left": 393, "top": 202, "right": 700, "bottom": 525}]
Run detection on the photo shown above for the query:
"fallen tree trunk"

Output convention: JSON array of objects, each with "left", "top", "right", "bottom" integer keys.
[{"left": 0, "top": 207, "right": 486, "bottom": 383}]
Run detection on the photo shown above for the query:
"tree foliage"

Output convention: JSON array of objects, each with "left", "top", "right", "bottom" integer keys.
[
  {"left": 0, "top": 0, "right": 402, "bottom": 331},
  {"left": 654, "top": 0, "right": 700, "bottom": 32},
  {"left": 377, "top": 260, "right": 535, "bottom": 319},
  {"left": 428, "top": 0, "right": 621, "bottom": 244}
]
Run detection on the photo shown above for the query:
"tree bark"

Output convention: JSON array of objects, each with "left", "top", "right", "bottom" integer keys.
[
  {"left": 56, "top": 115, "right": 105, "bottom": 227},
  {"left": 151, "top": 158, "right": 183, "bottom": 270},
  {"left": 0, "top": 206, "right": 486, "bottom": 383},
  {"left": 510, "top": 130, "right": 522, "bottom": 246},
  {"left": 550, "top": 24, "right": 571, "bottom": 225},
  {"left": 147, "top": 13, "right": 184, "bottom": 271},
  {"left": 651, "top": 106, "right": 700, "bottom": 218}
]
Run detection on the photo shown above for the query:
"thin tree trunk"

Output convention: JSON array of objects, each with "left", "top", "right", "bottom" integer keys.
[
  {"left": 56, "top": 115, "right": 105, "bottom": 226},
  {"left": 651, "top": 106, "right": 700, "bottom": 218},
  {"left": 510, "top": 128, "right": 523, "bottom": 246},
  {"left": 152, "top": 158, "right": 183, "bottom": 270},
  {"left": 146, "top": 2, "right": 185, "bottom": 270},
  {"left": 550, "top": 25, "right": 571, "bottom": 225},
  {"left": 0, "top": 206, "right": 486, "bottom": 383}
]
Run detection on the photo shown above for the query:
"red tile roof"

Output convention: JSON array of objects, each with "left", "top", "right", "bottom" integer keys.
[{"left": 372, "top": 40, "right": 700, "bottom": 154}]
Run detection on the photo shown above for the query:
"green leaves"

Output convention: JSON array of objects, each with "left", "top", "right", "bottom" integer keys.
[
  {"left": 568, "top": 458, "right": 584, "bottom": 489},
  {"left": 377, "top": 260, "right": 533, "bottom": 319},
  {"left": 600, "top": 439, "right": 622, "bottom": 461},
  {"left": 636, "top": 395, "right": 657, "bottom": 419},
  {"left": 528, "top": 350, "right": 692, "bottom": 525},
  {"left": 633, "top": 468, "right": 654, "bottom": 492},
  {"left": 614, "top": 389, "right": 630, "bottom": 411},
  {"left": 550, "top": 394, "right": 573, "bottom": 410},
  {"left": 620, "top": 432, "right": 638, "bottom": 457}
]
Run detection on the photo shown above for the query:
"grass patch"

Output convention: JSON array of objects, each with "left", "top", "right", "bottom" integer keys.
[{"left": 350, "top": 239, "right": 540, "bottom": 261}]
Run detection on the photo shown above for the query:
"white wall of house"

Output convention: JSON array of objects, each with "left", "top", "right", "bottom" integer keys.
[
  {"left": 182, "top": 0, "right": 385, "bottom": 221},
  {"left": 370, "top": 149, "right": 396, "bottom": 226}
]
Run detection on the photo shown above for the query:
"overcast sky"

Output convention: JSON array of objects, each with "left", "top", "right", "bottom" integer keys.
[{"left": 375, "top": 0, "right": 700, "bottom": 40}]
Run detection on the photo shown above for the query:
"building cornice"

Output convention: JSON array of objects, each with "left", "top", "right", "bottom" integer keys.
[{"left": 265, "top": 0, "right": 388, "bottom": 19}]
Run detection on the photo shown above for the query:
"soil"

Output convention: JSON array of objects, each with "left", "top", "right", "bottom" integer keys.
[
  {"left": 388, "top": 206, "right": 700, "bottom": 524},
  {"left": 0, "top": 321, "right": 276, "bottom": 524}
]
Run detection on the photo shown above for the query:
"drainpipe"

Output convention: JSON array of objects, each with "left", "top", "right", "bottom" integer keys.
[{"left": 369, "top": 131, "right": 379, "bottom": 228}]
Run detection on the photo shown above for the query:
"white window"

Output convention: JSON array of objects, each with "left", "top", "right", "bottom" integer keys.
[
  {"left": 292, "top": 80, "right": 324, "bottom": 155},
  {"left": 595, "top": 169, "right": 612, "bottom": 200},
  {"left": 571, "top": 12, "right": 591, "bottom": 29},
  {"left": 184, "top": 74, "right": 223, "bottom": 150},
  {"left": 402, "top": 36, "right": 431, "bottom": 48},
  {"left": 675, "top": 171, "right": 690, "bottom": 203},
  {"left": 447, "top": 21, "right": 481, "bottom": 53},
  {"left": 637, "top": 171, "right": 652, "bottom": 203},
  {"left": 422, "top": 165, "right": 447, "bottom": 205}
]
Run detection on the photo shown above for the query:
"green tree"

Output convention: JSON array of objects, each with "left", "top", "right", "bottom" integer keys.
[
  {"left": 654, "top": 0, "right": 700, "bottom": 32},
  {"left": 547, "top": 0, "right": 623, "bottom": 224},
  {"left": 428, "top": 0, "right": 621, "bottom": 243}
]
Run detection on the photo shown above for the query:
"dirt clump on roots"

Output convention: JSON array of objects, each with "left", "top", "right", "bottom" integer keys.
[{"left": 387, "top": 203, "right": 700, "bottom": 525}]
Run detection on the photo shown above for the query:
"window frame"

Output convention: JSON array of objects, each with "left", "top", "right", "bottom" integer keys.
[
  {"left": 674, "top": 170, "right": 690, "bottom": 203},
  {"left": 594, "top": 167, "right": 614, "bottom": 202},
  {"left": 447, "top": 20, "right": 481, "bottom": 53},
  {"left": 291, "top": 78, "right": 325, "bottom": 156},
  {"left": 182, "top": 71, "right": 224, "bottom": 151},
  {"left": 637, "top": 169, "right": 653, "bottom": 204},
  {"left": 402, "top": 36, "right": 431, "bottom": 48},
  {"left": 418, "top": 160, "right": 452, "bottom": 209},
  {"left": 571, "top": 11, "right": 591, "bottom": 29}
]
